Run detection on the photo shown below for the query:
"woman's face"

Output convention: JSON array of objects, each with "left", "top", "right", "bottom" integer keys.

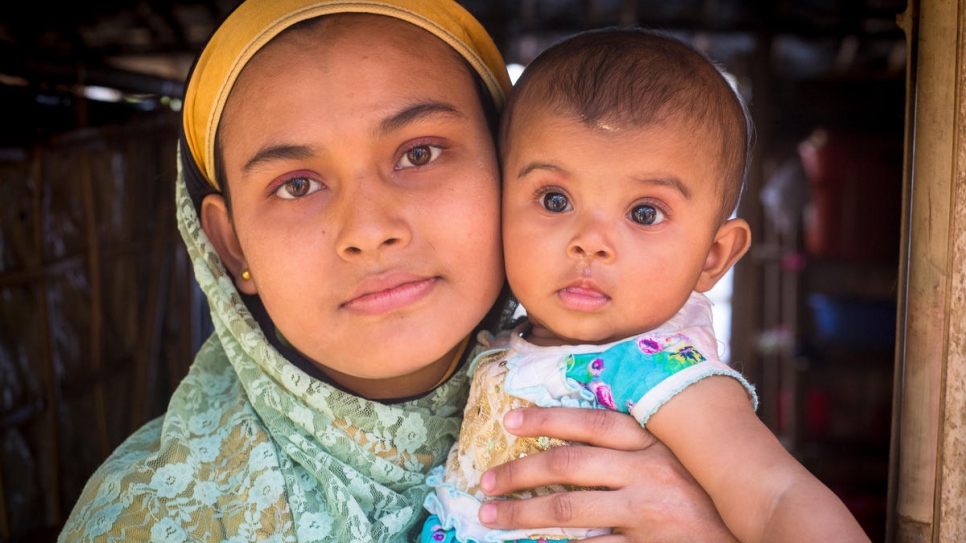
[{"left": 211, "top": 14, "right": 504, "bottom": 398}]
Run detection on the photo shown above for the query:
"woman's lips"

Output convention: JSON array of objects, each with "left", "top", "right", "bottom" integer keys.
[
  {"left": 557, "top": 283, "right": 610, "bottom": 311},
  {"left": 342, "top": 274, "right": 439, "bottom": 315}
]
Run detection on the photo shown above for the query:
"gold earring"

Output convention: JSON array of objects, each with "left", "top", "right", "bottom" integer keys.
[{"left": 241, "top": 269, "right": 251, "bottom": 281}]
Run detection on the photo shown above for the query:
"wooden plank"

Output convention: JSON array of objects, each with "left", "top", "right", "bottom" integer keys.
[
  {"left": 937, "top": 3, "right": 966, "bottom": 539},
  {"left": 33, "top": 147, "right": 62, "bottom": 523},
  {"left": 79, "top": 154, "right": 110, "bottom": 459},
  {"left": 891, "top": 0, "right": 964, "bottom": 541}
]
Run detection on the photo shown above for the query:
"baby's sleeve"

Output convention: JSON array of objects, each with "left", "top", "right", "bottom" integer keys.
[{"left": 564, "top": 333, "right": 757, "bottom": 425}]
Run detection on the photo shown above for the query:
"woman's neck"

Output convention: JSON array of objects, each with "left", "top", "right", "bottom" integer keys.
[{"left": 313, "top": 341, "right": 465, "bottom": 401}]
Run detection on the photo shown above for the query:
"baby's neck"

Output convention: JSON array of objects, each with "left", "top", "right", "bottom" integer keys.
[{"left": 525, "top": 320, "right": 639, "bottom": 348}]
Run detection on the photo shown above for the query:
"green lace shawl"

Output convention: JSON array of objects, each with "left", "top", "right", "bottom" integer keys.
[{"left": 58, "top": 173, "right": 472, "bottom": 542}]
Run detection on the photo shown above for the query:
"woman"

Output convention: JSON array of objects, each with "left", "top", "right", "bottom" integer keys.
[{"left": 59, "top": 1, "right": 737, "bottom": 541}]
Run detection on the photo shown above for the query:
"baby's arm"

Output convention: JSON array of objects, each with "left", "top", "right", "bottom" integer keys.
[
  {"left": 646, "top": 376, "right": 871, "bottom": 543},
  {"left": 478, "top": 406, "right": 740, "bottom": 542}
]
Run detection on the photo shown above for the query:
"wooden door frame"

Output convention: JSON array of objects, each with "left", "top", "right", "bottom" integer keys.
[{"left": 889, "top": 0, "right": 966, "bottom": 540}]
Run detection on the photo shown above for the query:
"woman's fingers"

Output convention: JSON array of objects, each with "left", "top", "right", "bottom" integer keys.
[
  {"left": 482, "top": 445, "right": 628, "bottom": 495},
  {"left": 503, "top": 406, "right": 657, "bottom": 451},
  {"left": 481, "top": 406, "right": 740, "bottom": 542},
  {"left": 479, "top": 490, "right": 618, "bottom": 532},
  {"left": 480, "top": 468, "right": 732, "bottom": 542}
]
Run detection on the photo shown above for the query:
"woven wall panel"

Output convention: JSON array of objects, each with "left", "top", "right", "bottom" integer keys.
[{"left": 0, "top": 111, "right": 205, "bottom": 541}]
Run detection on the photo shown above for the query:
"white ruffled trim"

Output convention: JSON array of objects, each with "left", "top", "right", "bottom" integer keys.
[
  {"left": 628, "top": 362, "right": 759, "bottom": 424},
  {"left": 424, "top": 466, "right": 607, "bottom": 542},
  {"left": 423, "top": 465, "right": 490, "bottom": 543}
]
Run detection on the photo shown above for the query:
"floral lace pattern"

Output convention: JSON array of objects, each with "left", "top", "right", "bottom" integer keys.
[{"left": 58, "top": 168, "right": 472, "bottom": 542}]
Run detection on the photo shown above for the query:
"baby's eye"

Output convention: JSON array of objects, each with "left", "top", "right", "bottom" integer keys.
[
  {"left": 397, "top": 144, "right": 442, "bottom": 169},
  {"left": 275, "top": 176, "right": 322, "bottom": 200},
  {"left": 629, "top": 204, "right": 665, "bottom": 225},
  {"left": 542, "top": 192, "right": 571, "bottom": 213}
]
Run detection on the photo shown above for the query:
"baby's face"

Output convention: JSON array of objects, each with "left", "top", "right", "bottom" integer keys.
[
  {"left": 215, "top": 15, "right": 503, "bottom": 395},
  {"left": 502, "top": 108, "right": 726, "bottom": 346}
]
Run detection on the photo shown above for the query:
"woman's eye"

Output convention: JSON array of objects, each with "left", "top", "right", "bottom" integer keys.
[
  {"left": 630, "top": 204, "right": 665, "bottom": 225},
  {"left": 397, "top": 144, "right": 442, "bottom": 169},
  {"left": 542, "top": 192, "right": 571, "bottom": 213},
  {"left": 275, "top": 176, "right": 322, "bottom": 200}
]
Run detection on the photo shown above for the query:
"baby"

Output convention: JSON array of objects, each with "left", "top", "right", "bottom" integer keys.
[{"left": 424, "top": 27, "right": 869, "bottom": 543}]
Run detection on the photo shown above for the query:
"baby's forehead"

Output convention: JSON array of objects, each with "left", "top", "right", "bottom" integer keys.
[
  {"left": 502, "top": 105, "right": 732, "bottom": 200},
  {"left": 505, "top": 102, "right": 722, "bottom": 158}
]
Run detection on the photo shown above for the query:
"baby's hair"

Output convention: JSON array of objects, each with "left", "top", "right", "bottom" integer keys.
[{"left": 500, "top": 27, "right": 753, "bottom": 222}]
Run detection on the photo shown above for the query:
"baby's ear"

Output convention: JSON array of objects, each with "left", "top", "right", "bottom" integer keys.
[
  {"left": 695, "top": 218, "right": 751, "bottom": 293},
  {"left": 200, "top": 194, "right": 257, "bottom": 295}
]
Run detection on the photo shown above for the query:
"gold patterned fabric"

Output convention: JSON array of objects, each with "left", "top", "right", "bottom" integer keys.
[
  {"left": 443, "top": 351, "right": 570, "bottom": 500},
  {"left": 424, "top": 339, "right": 606, "bottom": 542}
]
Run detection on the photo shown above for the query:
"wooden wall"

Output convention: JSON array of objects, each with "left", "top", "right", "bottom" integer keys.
[{"left": 0, "top": 112, "right": 204, "bottom": 541}]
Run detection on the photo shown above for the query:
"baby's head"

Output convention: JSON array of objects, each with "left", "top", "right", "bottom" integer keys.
[{"left": 500, "top": 28, "right": 753, "bottom": 346}]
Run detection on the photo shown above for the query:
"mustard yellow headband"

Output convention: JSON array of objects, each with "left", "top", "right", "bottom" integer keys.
[{"left": 183, "top": 0, "right": 512, "bottom": 190}]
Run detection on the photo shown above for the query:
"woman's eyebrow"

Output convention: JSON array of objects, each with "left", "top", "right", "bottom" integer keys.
[
  {"left": 240, "top": 102, "right": 463, "bottom": 174},
  {"left": 378, "top": 101, "right": 465, "bottom": 136},
  {"left": 243, "top": 144, "right": 318, "bottom": 174}
]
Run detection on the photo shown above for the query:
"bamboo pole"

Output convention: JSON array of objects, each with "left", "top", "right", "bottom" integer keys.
[
  {"left": 0, "top": 447, "right": 7, "bottom": 540},
  {"left": 130, "top": 203, "right": 170, "bottom": 432},
  {"left": 79, "top": 154, "right": 111, "bottom": 459},
  {"left": 33, "top": 147, "right": 62, "bottom": 523},
  {"left": 735, "top": 6, "right": 774, "bottom": 430},
  {"left": 889, "top": 0, "right": 966, "bottom": 541},
  {"left": 887, "top": 0, "right": 918, "bottom": 540},
  {"left": 936, "top": 4, "right": 966, "bottom": 539}
]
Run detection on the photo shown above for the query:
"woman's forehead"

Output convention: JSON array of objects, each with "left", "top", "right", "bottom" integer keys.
[
  {"left": 222, "top": 14, "right": 473, "bottom": 122},
  {"left": 265, "top": 14, "right": 463, "bottom": 67},
  {"left": 235, "top": 14, "right": 469, "bottom": 97},
  {"left": 217, "top": 13, "right": 484, "bottom": 170}
]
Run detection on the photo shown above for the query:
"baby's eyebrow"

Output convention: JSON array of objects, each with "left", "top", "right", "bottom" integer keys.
[
  {"left": 378, "top": 101, "right": 464, "bottom": 136},
  {"left": 517, "top": 161, "right": 565, "bottom": 178},
  {"left": 638, "top": 176, "right": 692, "bottom": 200},
  {"left": 243, "top": 144, "right": 317, "bottom": 174}
]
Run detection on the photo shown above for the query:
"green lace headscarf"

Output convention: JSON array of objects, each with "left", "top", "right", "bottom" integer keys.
[{"left": 59, "top": 1, "right": 511, "bottom": 541}]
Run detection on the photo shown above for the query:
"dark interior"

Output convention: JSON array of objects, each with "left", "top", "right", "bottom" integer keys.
[{"left": 0, "top": 1, "right": 906, "bottom": 540}]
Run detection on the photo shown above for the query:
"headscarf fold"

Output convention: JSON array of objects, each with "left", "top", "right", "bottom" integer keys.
[{"left": 59, "top": 1, "right": 510, "bottom": 541}]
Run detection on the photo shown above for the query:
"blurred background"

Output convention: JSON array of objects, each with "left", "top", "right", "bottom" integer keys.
[{"left": 0, "top": 1, "right": 908, "bottom": 541}]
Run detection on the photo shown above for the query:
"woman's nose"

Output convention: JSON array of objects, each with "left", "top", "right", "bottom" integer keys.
[{"left": 335, "top": 176, "right": 411, "bottom": 258}]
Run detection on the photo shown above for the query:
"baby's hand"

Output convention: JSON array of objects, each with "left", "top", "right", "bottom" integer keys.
[{"left": 478, "top": 407, "right": 738, "bottom": 543}]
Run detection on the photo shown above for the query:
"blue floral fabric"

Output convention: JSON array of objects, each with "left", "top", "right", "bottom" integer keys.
[{"left": 565, "top": 333, "right": 706, "bottom": 413}]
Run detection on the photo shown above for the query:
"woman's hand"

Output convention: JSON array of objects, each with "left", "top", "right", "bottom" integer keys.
[{"left": 477, "top": 407, "right": 739, "bottom": 543}]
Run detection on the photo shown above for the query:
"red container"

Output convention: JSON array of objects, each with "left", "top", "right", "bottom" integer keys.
[{"left": 798, "top": 128, "right": 903, "bottom": 262}]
